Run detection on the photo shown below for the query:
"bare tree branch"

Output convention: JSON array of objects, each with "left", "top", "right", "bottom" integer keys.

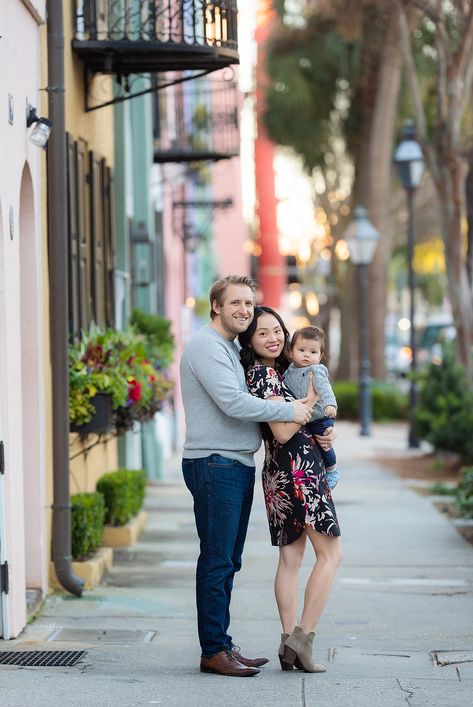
[
  {"left": 456, "top": 2, "right": 473, "bottom": 79},
  {"left": 447, "top": 5, "right": 473, "bottom": 146},
  {"left": 453, "top": 0, "right": 467, "bottom": 22},
  {"left": 408, "top": 0, "right": 441, "bottom": 23},
  {"left": 397, "top": 1, "right": 441, "bottom": 184},
  {"left": 461, "top": 42, "right": 473, "bottom": 119},
  {"left": 436, "top": 29, "right": 449, "bottom": 126}
]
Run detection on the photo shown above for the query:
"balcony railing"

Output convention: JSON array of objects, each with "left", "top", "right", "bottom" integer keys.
[
  {"left": 154, "top": 77, "right": 239, "bottom": 162},
  {"left": 73, "top": 1, "right": 239, "bottom": 75}
]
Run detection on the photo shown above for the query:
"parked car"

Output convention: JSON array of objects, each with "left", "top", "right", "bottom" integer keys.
[{"left": 417, "top": 317, "right": 456, "bottom": 367}]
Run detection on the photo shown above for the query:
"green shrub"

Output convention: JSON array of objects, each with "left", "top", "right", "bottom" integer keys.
[
  {"left": 130, "top": 309, "right": 175, "bottom": 369},
  {"left": 413, "top": 345, "right": 473, "bottom": 463},
  {"left": 429, "top": 481, "right": 456, "bottom": 496},
  {"left": 332, "top": 380, "right": 408, "bottom": 421},
  {"left": 71, "top": 492, "right": 105, "bottom": 561},
  {"left": 456, "top": 467, "right": 473, "bottom": 518},
  {"left": 96, "top": 469, "right": 147, "bottom": 526}
]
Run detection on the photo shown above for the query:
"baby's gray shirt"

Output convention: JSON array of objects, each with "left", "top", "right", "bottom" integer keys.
[{"left": 284, "top": 363, "right": 337, "bottom": 421}]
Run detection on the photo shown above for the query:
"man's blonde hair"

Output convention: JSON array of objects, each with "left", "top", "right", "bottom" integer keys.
[{"left": 209, "top": 275, "right": 257, "bottom": 319}]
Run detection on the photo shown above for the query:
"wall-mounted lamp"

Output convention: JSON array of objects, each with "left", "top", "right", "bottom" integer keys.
[{"left": 26, "top": 105, "right": 53, "bottom": 147}]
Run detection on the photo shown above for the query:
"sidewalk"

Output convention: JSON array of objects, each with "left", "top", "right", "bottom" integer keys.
[{"left": 1, "top": 422, "right": 473, "bottom": 706}]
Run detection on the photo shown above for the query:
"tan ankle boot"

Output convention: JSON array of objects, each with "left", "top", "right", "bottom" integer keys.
[
  {"left": 284, "top": 626, "right": 327, "bottom": 673},
  {"left": 278, "top": 633, "right": 292, "bottom": 670}
]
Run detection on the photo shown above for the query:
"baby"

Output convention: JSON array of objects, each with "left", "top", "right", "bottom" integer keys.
[{"left": 284, "top": 326, "right": 340, "bottom": 489}]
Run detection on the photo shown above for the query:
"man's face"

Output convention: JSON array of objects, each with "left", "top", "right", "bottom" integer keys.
[
  {"left": 291, "top": 337, "right": 322, "bottom": 367},
  {"left": 212, "top": 284, "right": 255, "bottom": 339}
]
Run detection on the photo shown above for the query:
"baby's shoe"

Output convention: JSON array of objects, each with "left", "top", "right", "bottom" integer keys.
[{"left": 326, "top": 467, "right": 340, "bottom": 489}]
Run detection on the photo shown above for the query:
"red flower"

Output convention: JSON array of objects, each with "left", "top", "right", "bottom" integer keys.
[{"left": 128, "top": 379, "right": 142, "bottom": 402}]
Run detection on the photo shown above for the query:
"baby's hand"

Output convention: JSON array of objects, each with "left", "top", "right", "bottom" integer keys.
[
  {"left": 306, "top": 371, "right": 319, "bottom": 408},
  {"left": 325, "top": 405, "right": 337, "bottom": 419}
]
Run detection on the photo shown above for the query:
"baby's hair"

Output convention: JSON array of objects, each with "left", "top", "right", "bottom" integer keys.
[{"left": 290, "top": 326, "right": 326, "bottom": 355}]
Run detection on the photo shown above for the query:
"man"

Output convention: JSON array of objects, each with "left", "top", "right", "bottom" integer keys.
[{"left": 180, "top": 275, "right": 316, "bottom": 677}]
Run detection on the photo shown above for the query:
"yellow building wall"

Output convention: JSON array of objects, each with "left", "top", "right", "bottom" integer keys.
[
  {"left": 69, "top": 436, "right": 118, "bottom": 495},
  {"left": 42, "top": 6, "right": 119, "bottom": 544},
  {"left": 64, "top": 3, "right": 115, "bottom": 164},
  {"left": 64, "top": 2, "right": 118, "bottom": 492}
]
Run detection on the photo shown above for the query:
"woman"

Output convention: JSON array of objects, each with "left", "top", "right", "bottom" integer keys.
[{"left": 239, "top": 306, "right": 342, "bottom": 673}]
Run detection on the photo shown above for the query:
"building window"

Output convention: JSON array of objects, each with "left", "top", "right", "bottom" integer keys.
[{"left": 66, "top": 134, "right": 115, "bottom": 338}]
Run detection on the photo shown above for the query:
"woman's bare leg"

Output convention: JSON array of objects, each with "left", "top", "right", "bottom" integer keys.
[
  {"left": 300, "top": 527, "right": 342, "bottom": 634},
  {"left": 274, "top": 533, "right": 306, "bottom": 633}
]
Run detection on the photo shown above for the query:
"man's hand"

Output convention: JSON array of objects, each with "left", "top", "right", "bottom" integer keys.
[
  {"left": 292, "top": 400, "right": 313, "bottom": 425},
  {"left": 325, "top": 405, "right": 337, "bottom": 419},
  {"left": 315, "top": 426, "right": 337, "bottom": 451}
]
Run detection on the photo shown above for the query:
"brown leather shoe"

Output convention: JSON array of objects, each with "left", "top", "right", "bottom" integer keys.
[
  {"left": 200, "top": 650, "right": 260, "bottom": 677},
  {"left": 230, "top": 646, "right": 269, "bottom": 668}
]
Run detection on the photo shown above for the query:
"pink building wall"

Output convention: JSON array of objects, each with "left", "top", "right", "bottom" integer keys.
[
  {"left": 162, "top": 168, "right": 189, "bottom": 444},
  {"left": 0, "top": 0, "right": 47, "bottom": 638},
  {"left": 213, "top": 156, "right": 248, "bottom": 277}
]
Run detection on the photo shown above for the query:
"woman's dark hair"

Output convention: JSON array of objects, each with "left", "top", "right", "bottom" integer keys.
[{"left": 239, "top": 306, "right": 291, "bottom": 374}]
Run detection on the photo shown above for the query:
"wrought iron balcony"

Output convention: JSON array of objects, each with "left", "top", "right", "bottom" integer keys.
[
  {"left": 73, "top": 1, "right": 239, "bottom": 75},
  {"left": 154, "top": 76, "right": 239, "bottom": 162}
]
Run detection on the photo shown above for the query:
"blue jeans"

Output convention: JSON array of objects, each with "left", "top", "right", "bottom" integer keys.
[
  {"left": 182, "top": 454, "right": 255, "bottom": 658},
  {"left": 306, "top": 417, "right": 336, "bottom": 468}
]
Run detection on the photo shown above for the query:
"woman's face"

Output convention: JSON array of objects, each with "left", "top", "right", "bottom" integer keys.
[{"left": 250, "top": 313, "right": 286, "bottom": 366}]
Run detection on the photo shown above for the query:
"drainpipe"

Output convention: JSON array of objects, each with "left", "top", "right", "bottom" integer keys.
[{"left": 47, "top": 0, "right": 84, "bottom": 596}]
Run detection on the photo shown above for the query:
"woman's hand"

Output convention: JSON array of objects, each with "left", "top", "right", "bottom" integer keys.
[{"left": 315, "top": 425, "right": 337, "bottom": 451}]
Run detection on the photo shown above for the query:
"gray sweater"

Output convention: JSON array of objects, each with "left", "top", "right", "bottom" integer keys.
[
  {"left": 283, "top": 363, "right": 337, "bottom": 421},
  {"left": 180, "top": 325, "right": 295, "bottom": 466}
]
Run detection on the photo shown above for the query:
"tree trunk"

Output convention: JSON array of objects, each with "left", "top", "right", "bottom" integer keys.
[
  {"left": 365, "top": 7, "right": 403, "bottom": 379},
  {"left": 465, "top": 151, "right": 473, "bottom": 287},
  {"left": 343, "top": 5, "right": 403, "bottom": 380},
  {"left": 437, "top": 158, "right": 473, "bottom": 375},
  {"left": 336, "top": 264, "right": 358, "bottom": 380}
]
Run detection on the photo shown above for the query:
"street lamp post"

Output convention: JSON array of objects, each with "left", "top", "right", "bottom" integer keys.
[
  {"left": 344, "top": 206, "right": 380, "bottom": 436},
  {"left": 394, "top": 120, "right": 425, "bottom": 449}
]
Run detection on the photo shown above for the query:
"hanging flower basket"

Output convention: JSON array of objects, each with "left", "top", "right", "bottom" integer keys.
[
  {"left": 69, "top": 318, "right": 174, "bottom": 439},
  {"left": 70, "top": 392, "right": 114, "bottom": 436}
]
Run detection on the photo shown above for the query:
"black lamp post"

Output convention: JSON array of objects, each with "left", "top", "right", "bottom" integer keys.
[
  {"left": 344, "top": 206, "right": 380, "bottom": 436},
  {"left": 394, "top": 120, "right": 425, "bottom": 448}
]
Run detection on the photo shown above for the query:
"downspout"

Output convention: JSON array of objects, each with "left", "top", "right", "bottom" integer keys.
[{"left": 47, "top": 0, "right": 84, "bottom": 596}]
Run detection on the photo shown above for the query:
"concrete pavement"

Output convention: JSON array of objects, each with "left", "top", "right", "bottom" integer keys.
[{"left": 1, "top": 422, "right": 473, "bottom": 706}]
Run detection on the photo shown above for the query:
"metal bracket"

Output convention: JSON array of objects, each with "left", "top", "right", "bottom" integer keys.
[
  {"left": 85, "top": 69, "right": 215, "bottom": 113},
  {"left": 172, "top": 199, "right": 233, "bottom": 210},
  {"left": 0, "top": 561, "right": 9, "bottom": 594}
]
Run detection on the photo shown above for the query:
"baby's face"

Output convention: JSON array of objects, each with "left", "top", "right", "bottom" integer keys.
[{"left": 291, "top": 337, "right": 322, "bottom": 367}]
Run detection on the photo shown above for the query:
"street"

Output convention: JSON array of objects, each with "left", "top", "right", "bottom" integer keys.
[{"left": 1, "top": 422, "right": 472, "bottom": 707}]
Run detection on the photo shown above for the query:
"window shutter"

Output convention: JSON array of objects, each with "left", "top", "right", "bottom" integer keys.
[
  {"left": 66, "top": 134, "right": 80, "bottom": 340},
  {"left": 77, "top": 138, "right": 92, "bottom": 328},
  {"left": 89, "top": 151, "right": 106, "bottom": 327},
  {"left": 102, "top": 163, "right": 116, "bottom": 327}
]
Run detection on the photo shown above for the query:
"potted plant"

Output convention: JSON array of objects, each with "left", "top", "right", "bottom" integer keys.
[{"left": 69, "top": 322, "right": 174, "bottom": 437}]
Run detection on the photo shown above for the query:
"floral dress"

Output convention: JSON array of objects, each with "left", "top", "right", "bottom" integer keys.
[{"left": 247, "top": 364, "right": 340, "bottom": 546}]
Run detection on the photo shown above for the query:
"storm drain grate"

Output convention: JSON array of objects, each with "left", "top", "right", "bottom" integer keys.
[{"left": 0, "top": 650, "right": 86, "bottom": 667}]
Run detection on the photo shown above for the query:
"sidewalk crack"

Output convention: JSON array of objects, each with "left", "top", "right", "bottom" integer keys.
[{"left": 397, "top": 678, "right": 414, "bottom": 705}]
